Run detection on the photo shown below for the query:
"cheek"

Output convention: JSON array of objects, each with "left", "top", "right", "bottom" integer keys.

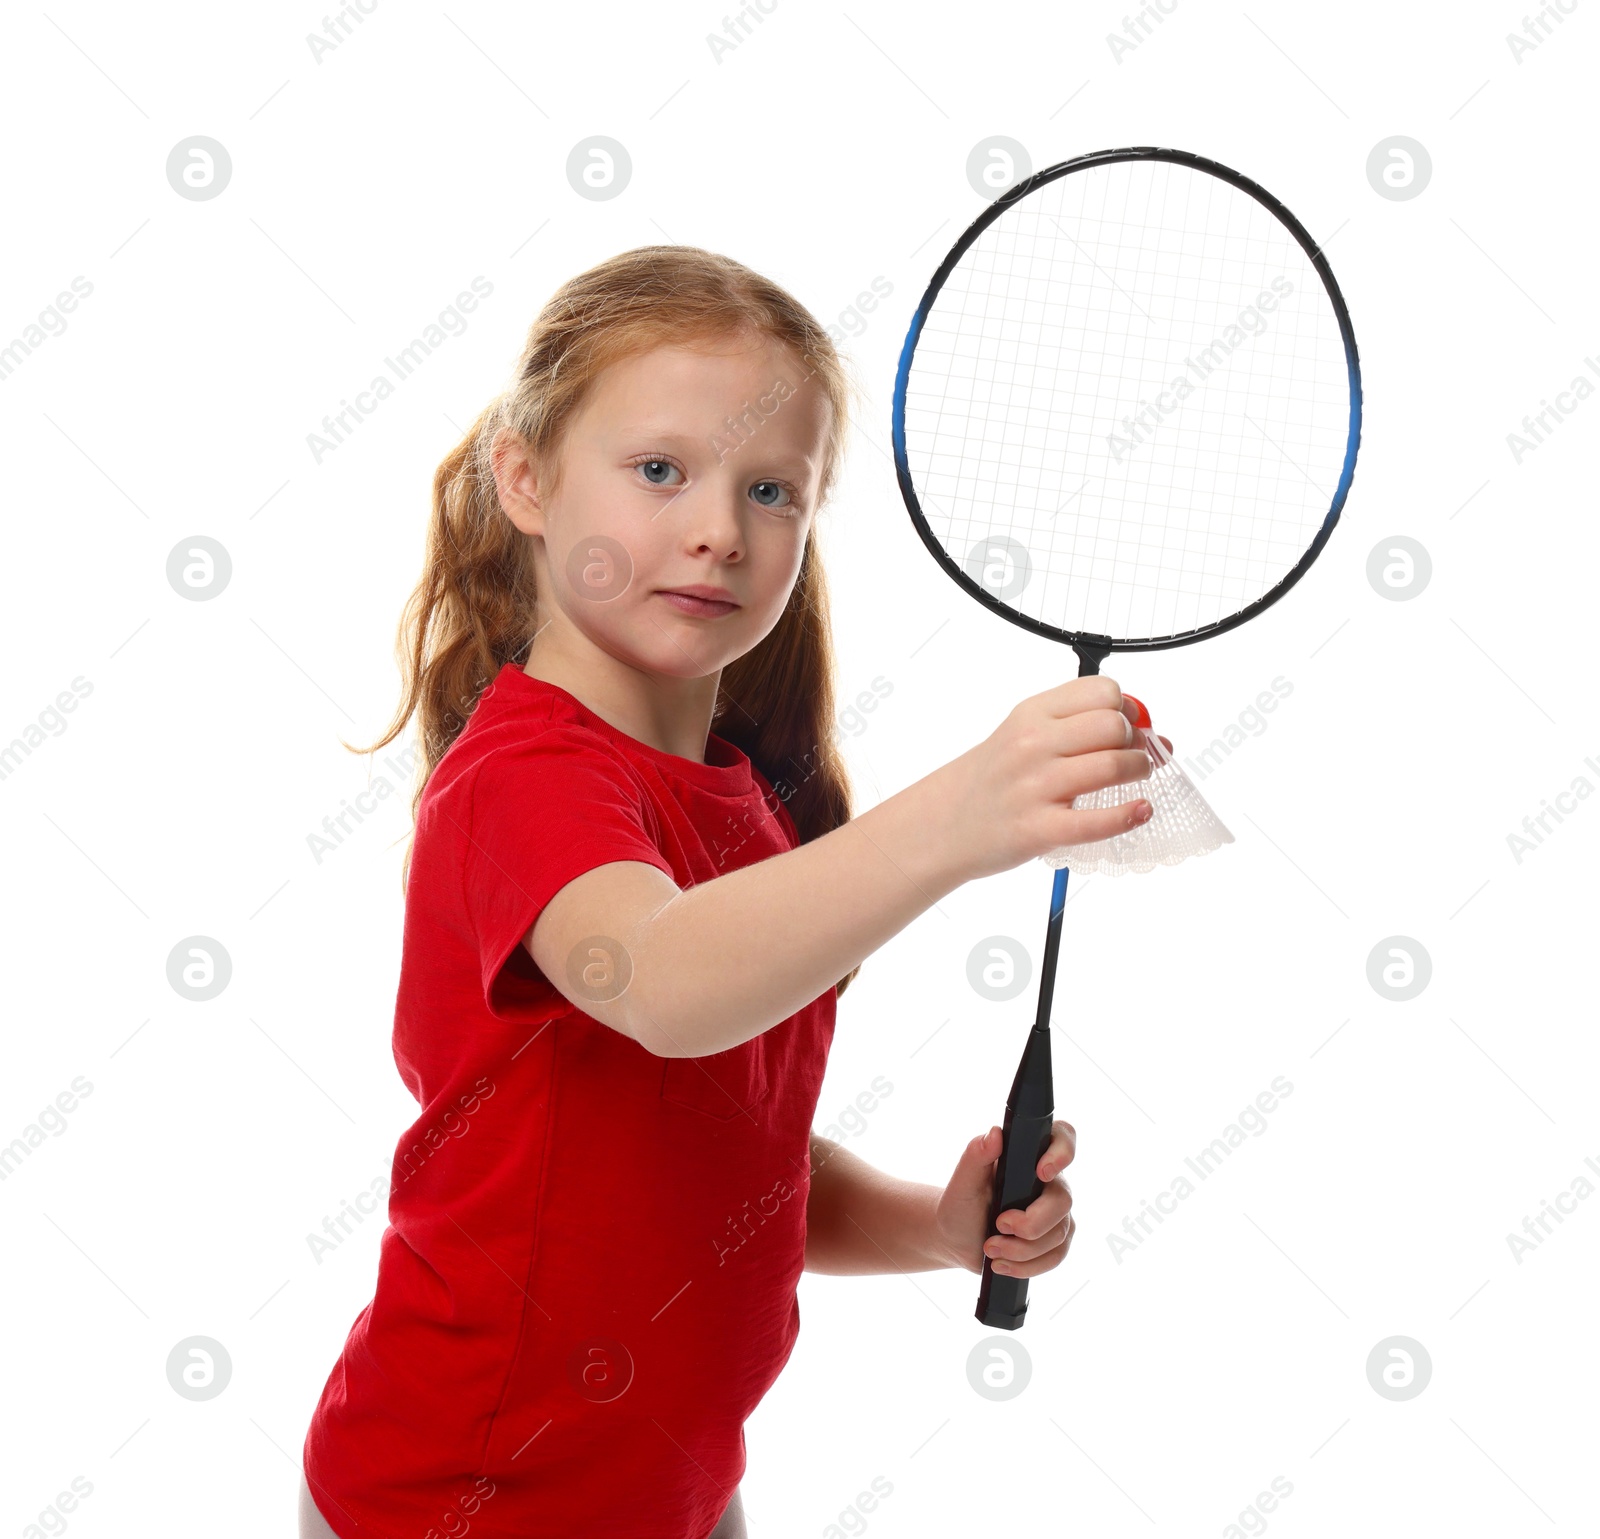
[
  {"left": 743, "top": 527, "right": 808, "bottom": 621},
  {"left": 561, "top": 532, "right": 639, "bottom": 607},
  {"left": 768, "top": 518, "right": 811, "bottom": 584},
  {"left": 551, "top": 493, "right": 670, "bottom": 608}
]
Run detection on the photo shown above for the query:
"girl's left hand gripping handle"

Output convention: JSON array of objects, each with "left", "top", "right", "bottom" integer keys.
[{"left": 974, "top": 1023, "right": 1053, "bottom": 1330}]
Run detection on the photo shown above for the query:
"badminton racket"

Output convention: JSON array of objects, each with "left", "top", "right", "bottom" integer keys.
[{"left": 891, "top": 145, "right": 1362, "bottom": 1329}]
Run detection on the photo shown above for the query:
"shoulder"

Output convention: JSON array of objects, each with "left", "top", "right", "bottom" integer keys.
[
  {"left": 424, "top": 711, "right": 652, "bottom": 836},
  {"left": 469, "top": 721, "right": 648, "bottom": 808}
]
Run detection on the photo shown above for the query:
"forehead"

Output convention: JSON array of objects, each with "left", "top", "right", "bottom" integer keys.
[{"left": 582, "top": 337, "right": 831, "bottom": 460}]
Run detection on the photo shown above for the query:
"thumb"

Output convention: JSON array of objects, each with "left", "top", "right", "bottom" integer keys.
[{"left": 949, "top": 1126, "right": 1003, "bottom": 1196}]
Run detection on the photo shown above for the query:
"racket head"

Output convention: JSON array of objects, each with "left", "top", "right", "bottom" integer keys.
[{"left": 891, "top": 145, "right": 1362, "bottom": 663}]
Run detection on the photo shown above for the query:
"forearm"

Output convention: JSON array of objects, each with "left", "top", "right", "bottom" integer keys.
[
  {"left": 803, "top": 1135, "right": 957, "bottom": 1275},
  {"left": 627, "top": 767, "right": 970, "bottom": 1058}
]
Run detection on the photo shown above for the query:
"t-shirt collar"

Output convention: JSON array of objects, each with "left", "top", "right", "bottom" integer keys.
[{"left": 491, "top": 663, "right": 756, "bottom": 797}]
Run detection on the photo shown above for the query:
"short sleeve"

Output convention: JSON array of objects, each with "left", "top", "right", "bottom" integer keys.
[{"left": 460, "top": 726, "right": 676, "bottom": 1017}]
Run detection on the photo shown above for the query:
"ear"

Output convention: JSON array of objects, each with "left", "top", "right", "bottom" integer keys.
[{"left": 490, "top": 426, "right": 546, "bottom": 538}]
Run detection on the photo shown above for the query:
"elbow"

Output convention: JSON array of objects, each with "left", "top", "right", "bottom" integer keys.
[
  {"left": 600, "top": 920, "right": 682, "bottom": 1058},
  {"left": 610, "top": 926, "right": 755, "bottom": 1059},
  {"left": 620, "top": 992, "right": 749, "bottom": 1060},
  {"left": 612, "top": 929, "right": 727, "bottom": 1058},
  {"left": 616, "top": 979, "right": 697, "bottom": 1060}
]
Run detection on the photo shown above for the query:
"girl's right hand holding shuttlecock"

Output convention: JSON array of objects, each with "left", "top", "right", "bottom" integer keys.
[{"left": 935, "top": 676, "right": 1170, "bottom": 884}]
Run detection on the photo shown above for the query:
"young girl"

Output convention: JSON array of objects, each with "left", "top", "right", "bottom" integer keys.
[{"left": 298, "top": 245, "right": 1156, "bottom": 1539}]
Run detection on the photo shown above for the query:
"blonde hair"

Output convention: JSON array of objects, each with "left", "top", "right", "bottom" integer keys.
[{"left": 350, "top": 245, "right": 864, "bottom": 995}]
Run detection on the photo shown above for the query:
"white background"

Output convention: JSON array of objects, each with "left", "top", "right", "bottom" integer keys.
[{"left": 3, "top": 1, "right": 1596, "bottom": 1534}]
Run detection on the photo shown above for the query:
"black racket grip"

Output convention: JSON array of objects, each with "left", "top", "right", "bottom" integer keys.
[{"left": 975, "top": 1024, "right": 1054, "bottom": 1330}]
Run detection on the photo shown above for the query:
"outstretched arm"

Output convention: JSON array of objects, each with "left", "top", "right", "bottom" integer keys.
[{"left": 523, "top": 681, "right": 1151, "bottom": 1060}]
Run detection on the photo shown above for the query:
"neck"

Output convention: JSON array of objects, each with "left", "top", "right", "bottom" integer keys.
[{"left": 521, "top": 635, "right": 722, "bottom": 764}]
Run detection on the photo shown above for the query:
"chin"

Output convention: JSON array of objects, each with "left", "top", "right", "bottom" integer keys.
[
  {"left": 605, "top": 633, "right": 730, "bottom": 680},
  {"left": 655, "top": 650, "right": 739, "bottom": 680}
]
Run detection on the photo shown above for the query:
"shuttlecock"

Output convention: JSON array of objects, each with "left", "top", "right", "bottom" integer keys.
[{"left": 1041, "top": 696, "right": 1233, "bottom": 876}]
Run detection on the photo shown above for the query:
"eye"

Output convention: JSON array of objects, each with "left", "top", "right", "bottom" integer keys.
[
  {"left": 631, "top": 456, "right": 685, "bottom": 488},
  {"left": 750, "top": 479, "right": 795, "bottom": 511}
]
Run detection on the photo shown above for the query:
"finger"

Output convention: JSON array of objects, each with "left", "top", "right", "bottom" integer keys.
[
  {"left": 1037, "top": 1119, "right": 1076, "bottom": 1179},
  {"left": 1050, "top": 795, "right": 1152, "bottom": 847},
  {"left": 958, "top": 1126, "right": 1004, "bottom": 1187},
  {"left": 1043, "top": 745, "right": 1156, "bottom": 847},
  {"left": 992, "top": 1209, "right": 1081, "bottom": 1273},
  {"left": 1037, "top": 674, "right": 1123, "bottom": 721},
  {"left": 1050, "top": 705, "right": 1139, "bottom": 756},
  {"left": 987, "top": 1212, "right": 1068, "bottom": 1263},
  {"left": 989, "top": 1226, "right": 1072, "bottom": 1278},
  {"left": 1061, "top": 745, "right": 1155, "bottom": 798},
  {"left": 997, "top": 1178, "right": 1072, "bottom": 1241}
]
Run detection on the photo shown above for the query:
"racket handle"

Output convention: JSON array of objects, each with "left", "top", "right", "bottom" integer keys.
[{"left": 975, "top": 1023, "right": 1054, "bottom": 1330}]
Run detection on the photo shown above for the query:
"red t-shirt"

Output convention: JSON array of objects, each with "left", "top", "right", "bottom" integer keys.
[{"left": 303, "top": 663, "right": 837, "bottom": 1538}]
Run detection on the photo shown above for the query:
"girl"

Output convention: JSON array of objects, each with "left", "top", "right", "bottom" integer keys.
[{"left": 299, "top": 245, "right": 1156, "bottom": 1539}]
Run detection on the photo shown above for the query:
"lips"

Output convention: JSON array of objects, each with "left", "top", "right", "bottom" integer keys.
[{"left": 658, "top": 590, "right": 739, "bottom": 618}]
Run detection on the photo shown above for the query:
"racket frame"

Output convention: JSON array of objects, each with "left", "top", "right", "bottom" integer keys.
[{"left": 890, "top": 144, "right": 1363, "bottom": 664}]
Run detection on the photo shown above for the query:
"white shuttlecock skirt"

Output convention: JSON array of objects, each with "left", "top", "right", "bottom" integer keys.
[{"left": 1041, "top": 728, "right": 1234, "bottom": 876}]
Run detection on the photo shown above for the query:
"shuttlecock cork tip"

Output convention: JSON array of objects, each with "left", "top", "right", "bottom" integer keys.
[{"left": 1122, "top": 693, "right": 1152, "bottom": 730}]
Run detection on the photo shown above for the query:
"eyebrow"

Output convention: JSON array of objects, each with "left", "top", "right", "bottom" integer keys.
[
  {"left": 619, "top": 427, "right": 817, "bottom": 471},
  {"left": 621, "top": 428, "right": 700, "bottom": 443}
]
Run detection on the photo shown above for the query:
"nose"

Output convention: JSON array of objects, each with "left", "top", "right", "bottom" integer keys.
[{"left": 676, "top": 474, "right": 745, "bottom": 562}]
